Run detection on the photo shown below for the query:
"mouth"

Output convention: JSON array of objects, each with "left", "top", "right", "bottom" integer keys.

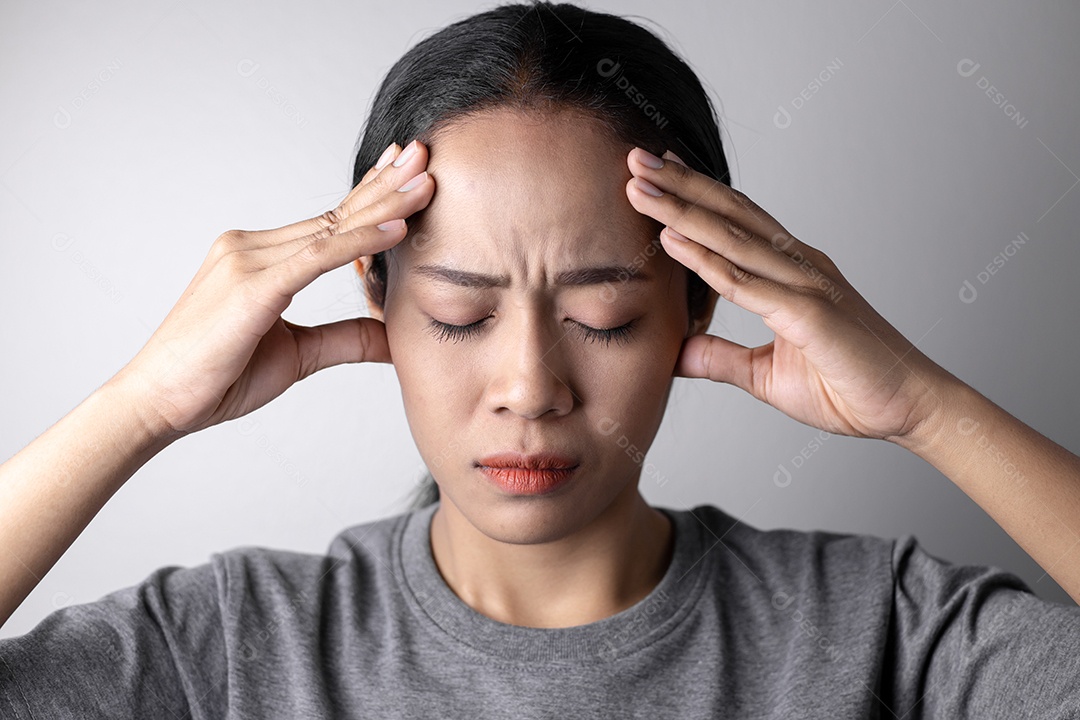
[{"left": 475, "top": 452, "right": 581, "bottom": 496}]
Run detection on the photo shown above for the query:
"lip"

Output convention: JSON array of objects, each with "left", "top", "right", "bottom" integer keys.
[
  {"left": 476, "top": 452, "right": 579, "bottom": 470},
  {"left": 476, "top": 452, "right": 581, "bottom": 496}
]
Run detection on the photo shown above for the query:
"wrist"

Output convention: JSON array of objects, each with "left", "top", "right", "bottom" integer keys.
[
  {"left": 889, "top": 370, "right": 980, "bottom": 462},
  {"left": 97, "top": 370, "right": 186, "bottom": 452}
]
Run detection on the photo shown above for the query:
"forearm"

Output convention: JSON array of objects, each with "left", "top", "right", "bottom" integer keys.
[
  {"left": 0, "top": 377, "right": 177, "bottom": 629},
  {"left": 895, "top": 376, "right": 1080, "bottom": 604}
]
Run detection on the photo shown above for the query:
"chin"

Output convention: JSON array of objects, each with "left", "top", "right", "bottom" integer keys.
[{"left": 444, "top": 474, "right": 622, "bottom": 545}]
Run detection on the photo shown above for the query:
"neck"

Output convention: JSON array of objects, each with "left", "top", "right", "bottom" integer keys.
[{"left": 428, "top": 484, "right": 674, "bottom": 629}]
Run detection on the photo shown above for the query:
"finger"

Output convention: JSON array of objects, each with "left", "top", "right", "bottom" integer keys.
[
  {"left": 327, "top": 169, "right": 433, "bottom": 238},
  {"left": 286, "top": 316, "right": 392, "bottom": 379},
  {"left": 358, "top": 143, "right": 400, "bottom": 187},
  {"left": 627, "top": 146, "right": 809, "bottom": 260},
  {"left": 249, "top": 169, "right": 434, "bottom": 266},
  {"left": 328, "top": 139, "right": 431, "bottom": 231},
  {"left": 256, "top": 140, "right": 430, "bottom": 245},
  {"left": 658, "top": 228, "right": 824, "bottom": 342},
  {"left": 264, "top": 219, "right": 409, "bottom": 300},
  {"left": 627, "top": 176, "right": 811, "bottom": 288},
  {"left": 674, "top": 332, "right": 763, "bottom": 401}
]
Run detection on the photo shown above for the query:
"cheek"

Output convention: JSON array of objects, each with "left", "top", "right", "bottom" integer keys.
[
  {"left": 596, "top": 347, "right": 676, "bottom": 418},
  {"left": 383, "top": 303, "right": 454, "bottom": 434},
  {"left": 586, "top": 305, "right": 686, "bottom": 443},
  {"left": 392, "top": 351, "right": 472, "bottom": 474},
  {"left": 392, "top": 341, "right": 465, "bottom": 420},
  {"left": 386, "top": 324, "right": 485, "bottom": 450}
]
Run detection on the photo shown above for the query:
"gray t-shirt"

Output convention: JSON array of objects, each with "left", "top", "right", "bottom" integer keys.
[{"left": 2, "top": 501, "right": 1079, "bottom": 718}]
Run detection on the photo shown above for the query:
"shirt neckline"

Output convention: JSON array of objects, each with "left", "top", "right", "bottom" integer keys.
[{"left": 395, "top": 500, "right": 709, "bottom": 664}]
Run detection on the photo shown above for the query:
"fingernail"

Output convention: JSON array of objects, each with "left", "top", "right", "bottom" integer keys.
[
  {"left": 664, "top": 227, "right": 690, "bottom": 242},
  {"left": 375, "top": 143, "right": 397, "bottom": 170},
  {"left": 378, "top": 218, "right": 405, "bottom": 231},
  {"left": 635, "top": 147, "right": 664, "bottom": 169},
  {"left": 634, "top": 177, "right": 664, "bottom": 197},
  {"left": 662, "top": 150, "right": 688, "bottom": 167},
  {"left": 393, "top": 140, "right": 418, "bottom": 167},
  {"left": 397, "top": 171, "right": 427, "bottom": 193}
]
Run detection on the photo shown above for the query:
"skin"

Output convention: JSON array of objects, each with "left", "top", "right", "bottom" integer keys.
[
  {"left": 364, "top": 108, "right": 716, "bottom": 628},
  {"left": 4, "top": 88, "right": 1077, "bottom": 638},
  {"left": 0, "top": 124, "right": 436, "bottom": 627},
  {"left": 362, "top": 105, "right": 1080, "bottom": 621},
  {"left": 620, "top": 143, "right": 1080, "bottom": 605}
]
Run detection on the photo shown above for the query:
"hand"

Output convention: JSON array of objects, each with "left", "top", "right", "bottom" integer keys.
[
  {"left": 624, "top": 146, "right": 953, "bottom": 444},
  {"left": 111, "top": 140, "right": 435, "bottom": 439}
]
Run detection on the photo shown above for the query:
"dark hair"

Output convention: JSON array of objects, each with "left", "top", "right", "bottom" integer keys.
[{"left": 350, "top": 2, "right": 728, "bottom": 512}]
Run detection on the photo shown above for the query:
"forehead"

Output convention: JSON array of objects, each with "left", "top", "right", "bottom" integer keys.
[{"left": 400, "top": 109, "right": 659, "bottom": 263}]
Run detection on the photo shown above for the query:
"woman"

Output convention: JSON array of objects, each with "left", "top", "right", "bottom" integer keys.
[{"left": 2, "top": 2, "right": 1079, "bottom": 717}]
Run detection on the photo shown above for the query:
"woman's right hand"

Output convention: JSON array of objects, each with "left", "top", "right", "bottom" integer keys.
[{"left": 111, "top": 140, "right": 434, "bottom": 440}]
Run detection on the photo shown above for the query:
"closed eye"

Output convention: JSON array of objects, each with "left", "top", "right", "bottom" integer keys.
[{"left": 426, "top": 317, "right": 637, "bottom": 347}]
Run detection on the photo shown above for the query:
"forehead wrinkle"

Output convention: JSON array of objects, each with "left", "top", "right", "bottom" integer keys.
[
  {"left": 406, "top": 222, "right": 655, "bottom": 284},
  {"left": 406, "top": 205, "right": 655, "bottom": 265},
  {"left": 410, "top": 262, "right": 654, "bottom": 290},
  {"left": 399, "top": 121, "right": 661, "bottom": 287},
  {"left": 404, "top": 214, "right": 658, "bottom": 290}
]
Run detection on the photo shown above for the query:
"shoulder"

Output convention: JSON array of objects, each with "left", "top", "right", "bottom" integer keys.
[
  {"left": 683, "top": 503, "right": 896, "bottom": 591},
  {"left": 886, "top": 532, "right": 1080, "bottom": 636},
  {"left": 0, "top": 508, "right": 425, "bottom": 717},
  {"left": 214, "top": 505, "right": 411, "bottom": 573},
  {"left": 680, "top": 504, "right": 1069, "bottom": 609},
  {"left": 203, "top": 507, "right": 418, "bottom": 621}
]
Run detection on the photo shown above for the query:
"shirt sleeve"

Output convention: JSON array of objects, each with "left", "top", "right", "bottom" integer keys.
[
  {"left": 0, "top": 559, "right": 229, "bottom": 720},
  {"left": 882, "top": 534, "right": 1080, "bottom": 719}
]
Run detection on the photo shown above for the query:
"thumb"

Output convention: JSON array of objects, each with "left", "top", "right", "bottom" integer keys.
[
  {"left": 674, "top": 333, "right": 757, "bottom": 397},
  {"left": 288, "top": 317, "right": 392, "bottom": 380}
]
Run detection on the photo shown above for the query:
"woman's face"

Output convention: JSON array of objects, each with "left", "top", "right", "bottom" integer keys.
[{"left": 379, "top": 108, "right": 698, "bottom": 542}]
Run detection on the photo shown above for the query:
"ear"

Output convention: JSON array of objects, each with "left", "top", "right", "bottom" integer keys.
[
  {"left": 353, "top": 257, "right": 385, "bottom": 322},
  {"left": 687, "top": 288, "right": 719, "bottom": 337}
]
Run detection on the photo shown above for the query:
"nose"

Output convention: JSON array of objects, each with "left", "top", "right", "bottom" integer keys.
[{"left": 485, "top": 311, "right": 576, "bottom": 420}]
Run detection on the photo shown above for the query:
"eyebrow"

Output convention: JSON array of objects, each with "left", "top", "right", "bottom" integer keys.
[{"left": 411, "top": 263, "right": 652, "bottom": 289}]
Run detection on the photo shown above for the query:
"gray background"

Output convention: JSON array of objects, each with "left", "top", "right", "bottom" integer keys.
[{"left": 2, "top": 0, "right": 1077, "bottom": 638}]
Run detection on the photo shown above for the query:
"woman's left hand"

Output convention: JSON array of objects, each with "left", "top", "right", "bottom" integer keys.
[{"left": 625, "top": 146, "right": 955, "bottom": 445}]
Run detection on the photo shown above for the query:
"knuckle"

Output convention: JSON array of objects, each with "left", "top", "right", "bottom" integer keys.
[
  {"left": 295, "top": 238, "right": 332, "bottom": 267},
  {"left": 769, "top": 232, "right": 798, "bottom": 252},
  {"left": 793, "top": 243, "right": 833, "bottom": 273},
  {"left": 727, "top": 186, "right": 757, "bottom": 212},
  {"left": 309, "top": 224, "right": 335, "bottom": 242},
  {"left": 296, "top": 326, "right": 324, "bottom": 380},
  {"left": 667, "top": 157, "right": 693, "bottom": 180},
  {"left": 713, "top": 257, "right": 751, "bottom": 303},
  {"left": 366, "top": 169, "right": 395, "bottom": 194},
  {"left": 723, "top": 217, "right": 755, "bottom": 246},
  {"left": 699, "top": 331, "right": 717, "bottom": 377},
  {"left": 813, "top": 248, "right": 840, "bottom": 273},
  {"left": 211, "top": 229, "right": 247, "bottom": 256},
  {"left": 719, "top": 281, "right": 738, "bottom": 304},
  {"left": 727, "top": 261, "right": 754, "bottom": 286},
  {"left": 357, "top": 317, "right": 374, "bottom": 357},
  {"left": 317, "top": 208, "right": 341, "bottom": 229}
]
